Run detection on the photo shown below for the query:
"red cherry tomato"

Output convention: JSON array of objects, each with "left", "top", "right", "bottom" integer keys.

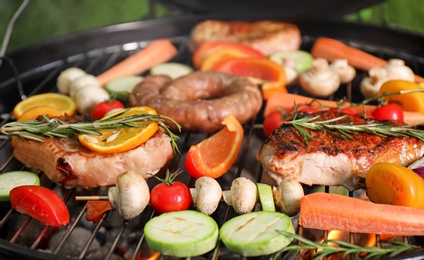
[
  {"left": 9, "top": 185, "right": 70, "bottom": 226},
  {"left": 91, "top": 100, "right": 125, "bottom": 120},
  {"left": 371, "top": 104, "right": 404, "bottom": 121},
  {"left": 263, "top": 110, "right": 286, "bottom": 137},
  {"left": 150, "top": 171, "right": 192, "bottom": 214}
]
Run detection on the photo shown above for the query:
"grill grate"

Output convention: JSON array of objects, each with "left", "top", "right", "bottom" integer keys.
[{"left": 1, "top": 17, "right": 424, "bottom": 259}]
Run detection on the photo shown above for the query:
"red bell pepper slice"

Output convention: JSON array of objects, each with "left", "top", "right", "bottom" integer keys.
[
  {"left": 192, "top": 41, "right": 265, "bottom": 69},
  {"left": 86, "top": 200, "right": 112, "bottom": 222},
  {"left": 10, "top": 185, "right": 70, "bottom": 226},
  {"left": 210, "top": 57, "right": 287, "bottom": 100}
]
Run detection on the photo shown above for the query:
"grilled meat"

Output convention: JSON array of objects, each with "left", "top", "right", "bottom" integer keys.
[
  {"left": 257, "top": 111, "right": 424, "bottom": 190},
  {"left": 190, "top": 20, "right": 301, "bottom": 55},
  {"left": 13, "top": 129, "right": 173, "bottom": 188}
]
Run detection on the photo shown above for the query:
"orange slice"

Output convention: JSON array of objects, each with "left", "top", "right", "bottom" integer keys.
[
  {"left": 13, "top": 93, "right": 77, "bottom": 119},
  {"left": 17, "top": 106, "right": 63, "bottom": 122},
  {"left": 78, "top": 106, "right": 159, "bottom": 154},
  {"left": 184, "top": 114, "right": 244, "bottom": 178}
]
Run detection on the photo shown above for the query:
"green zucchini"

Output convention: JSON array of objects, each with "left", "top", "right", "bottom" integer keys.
[
  {"left": 0, "top": 171, "right": 40, "bottom": 201},
  {"left": 150, "top": 62, "right": 193, "bottom": 79},
  {"left": 269, "top": 50, "right": 313, "bottom": 74},
  {"left": 220, "top": 211, "right": 295, "bottom": 256},
  {"left": 105, "top": 76, "right": 143, "bottom": 101},
  {"left": 144, "top": 210, "right": 218, "bottom": 257}
]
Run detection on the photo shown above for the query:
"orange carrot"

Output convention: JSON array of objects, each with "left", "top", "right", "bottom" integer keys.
[
  {"left": 299, "top": 192, "right": 424, "bottom": 236},
  {"left": 311, "top": 37, "right": 424, "bottom": 83},
  {"left": 264, "top": 92, "right": 424, "bottom": 124},
  {"left": 96, "top": 39, "right": 178, "bottom": 86}
]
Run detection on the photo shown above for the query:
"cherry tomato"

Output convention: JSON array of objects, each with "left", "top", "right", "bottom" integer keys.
[
  {"left": 150, "top": 171, "right": 192, "bottom": 214},
  {"left": 371, "top": 104, "right": 404, "bottom": 121},
  {"left": 91, "top": 99, "right": 125, "bottom": 120},
  {"left": 9, "top": 185, "right": 70, "bottom": 226},
  {"left": 263, "top": 110, "right": 286, "bottom": 137}
]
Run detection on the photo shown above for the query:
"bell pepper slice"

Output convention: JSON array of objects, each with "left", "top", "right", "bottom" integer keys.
[
  {"left": 193, "top": 41, "right": 265, "bottom": 69},
  {"left": 86, "top": 200, "right": 112, "bottom": 222},
  {"left": 184, "top": 114, "right": 244, "bottom": 179},
  {"left": 9, "top": 185, "right": 70, "bottom": 226},
  {"left": 210, "top": 57, "right": 287, "bottom": 100},
  {"left": 378, "top": 79, "right": 424, "bottom": 115}
]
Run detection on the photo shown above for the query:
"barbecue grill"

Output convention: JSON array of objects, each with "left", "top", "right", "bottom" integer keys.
[{"left": 1, "top": 1, "right": 424, "bottom": 259}]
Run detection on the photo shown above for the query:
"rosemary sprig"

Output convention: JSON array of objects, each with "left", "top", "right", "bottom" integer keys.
[
  {"left": 273, "top": 231, "right": 421, "bottom": 260},
  {"left": 0, "top": 110, "right": 181, "bottom": 153},
  {"left": 285, "top": 114, "right": 424, "bottom": 146}
]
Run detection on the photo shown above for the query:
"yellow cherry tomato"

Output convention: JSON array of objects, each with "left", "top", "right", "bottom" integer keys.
[
  {"left": 378, "top": 80, "right": 424, "bottom": 115},
  {"left": 366, "top": 162, "right": 424, "bottom": 209}
]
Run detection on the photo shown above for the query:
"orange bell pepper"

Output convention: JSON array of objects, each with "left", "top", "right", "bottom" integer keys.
[
  {"left": 210, "top": 57, "right": 287, "bottom": 100},
  {"left": 378, "top": 80, "right": 424, "bottom": 115},
  {"left": 192, "top": 41, "right": 265, "bottom": 69},
  {"left": 184, "top": 114, "right": 244, "bottom": 179}
]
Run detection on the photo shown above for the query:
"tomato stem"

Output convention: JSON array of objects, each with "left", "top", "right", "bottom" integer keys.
[{"left": 155, "top": 168, "right": 183, "bottom": 185}]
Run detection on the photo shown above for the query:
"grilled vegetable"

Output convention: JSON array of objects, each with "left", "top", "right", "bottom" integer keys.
[
  {"left": 299, "top": 192, "right": 424, "bottom": 235},
  {"left": 149, "top": 170, "right": 192, "bottom": 214},
  {"left": 105, "top": 76, "right": 143, "bottom": 101},
  {"left": 0, "top": 171, "right": 40, "bottom": 201},
  {"left": 10, "top": 185, "right": 70, "bottom": 226},
  {"left": 90, "top": 99, "right": 125, "bottom": 120},
  {"left": 190, "top": 176, "right": 222, "bottom": 215},
  {"left": 299, "top": 58, "right": 340, "bottom": 97},
  {"left": 57, "top": 67, "right": 86, "bottom": 94},
  {"left": 150, "top": 62, "right": 193, "bottom": 79},
  {"left": 85, "top": 200, "right": 112, "bottom": 222},
  {"left": 223, "top": 177, "right": 257, "bottom": 214},
  {"left": 366, "top": 162, "right": 424, "bottom": 209},
  {"left": 96, "top": 39, "right": 178, "bottom": 86},
  {"left": 108, "top": 171, "right": 150, "bottom": 220},
  {"left": 220, "top": 211, "right": 295, "bottom": 256},
  {"left": 144, "top": 210, "right": 219, "bottom": 257},
  {"left": 256, "top": 183, "right": 275, "bottom": 212}
]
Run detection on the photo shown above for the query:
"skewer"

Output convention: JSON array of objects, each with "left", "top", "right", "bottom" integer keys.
[{"left": 75, "top": 195, "right": 109, "bottom": 201}]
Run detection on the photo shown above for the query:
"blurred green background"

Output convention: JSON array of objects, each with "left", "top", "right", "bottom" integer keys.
[{"left": 0, "top": 0, "right": 423, "bottom": 53}]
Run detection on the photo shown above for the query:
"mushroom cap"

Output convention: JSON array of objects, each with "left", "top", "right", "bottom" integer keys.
[
  {"left": 108, "top": 171, "right": 150, "bottom": 220},
  {"left": 230, "top": 177, "right": 257, "bottom": 214},
  {"left": 193, "top": 176, "right": 222, "bottom": 215}
]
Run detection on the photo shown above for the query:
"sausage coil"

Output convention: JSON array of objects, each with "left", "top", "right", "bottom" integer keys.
[{"left": 129, "top": 71, "right": 263, "bottom": 133}]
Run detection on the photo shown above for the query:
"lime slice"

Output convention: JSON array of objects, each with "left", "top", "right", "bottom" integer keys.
[
  {"left": 144, "top": 210, "right": 218, "bottom": 257},
  {"left": 150, "top": 62, "right": 193, "bottom": 79},
  {"left": 220, "top": 211, "right": 295, "bottom": 257},
  {"left": 0, "top": 171, "right": 40, "bottom": 201},
  {"left": 256, "top": 183, "right": 275, "bottom": 212},
  {"left": 105, "top": 76, "right": 144, "bottom": 101}
]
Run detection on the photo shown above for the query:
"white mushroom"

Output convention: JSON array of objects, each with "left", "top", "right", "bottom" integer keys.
[
  {"left": 75, "top": 85, "right": 110, "bottom": 116},
  {"left": 273, "top": 179, "right": 304, "bottom": 217},
  {"left": 108, "top": 171, "right": 150, "bottom": 220},
  {"left": 190, "top": 177, "right": 222, "bottom": 215},
  {"left": 360, "top": 59, "right": 415, "bottom": 99},
  {"left": 299, "top": 58, "right": 340, "bottom": 97},
  {"left": 57, "top": 67, "right": 86, "bottom": 94},
  {"left": 69, "top": 74, "right": 100, "bottom": 99},
  {"left": 329, "top": 59, "right": 356, "bottom": 84},
  {"left": 384, "top": 59, "right": 414, "bottom": 81},
  {"left": 360, "top": 67, "right": 388, "bottom": 99},
  {"left": 223, "top": 177, "right": 257, "bottom": 214}
]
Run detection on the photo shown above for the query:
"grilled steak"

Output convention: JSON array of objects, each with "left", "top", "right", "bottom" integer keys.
[
  {"left": 257, "top": 111, "right": 424, "bottom": 190},
  {"left": 13, "top": 129, "right": 174, "bottom": 188}
]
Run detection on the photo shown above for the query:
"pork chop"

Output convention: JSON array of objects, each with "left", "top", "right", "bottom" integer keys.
[
  {"left": 13, "top": 129, "right": 174, "bottom": 188},
  {"left": 257, "top": 111, "right": 424, "bottom": 190}
]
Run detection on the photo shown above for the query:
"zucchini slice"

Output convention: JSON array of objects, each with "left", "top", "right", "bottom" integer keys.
[
  {"left": 144, "top": 210, "right": 218, "bottom": 257},
  {"left": 0, "top": 171, "right": 40, "bottom": 201},
  {"left": 220, "top": 211, "right": 295, "bottom": 256}
]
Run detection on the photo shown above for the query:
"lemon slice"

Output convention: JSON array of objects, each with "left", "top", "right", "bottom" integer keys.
[
  {"left": 78, "top": 106, "right": 159, "bottom": 154},
  {"left": 256, "top": 183, "right": 275, "bottom": 212},
  {"left": 13, "top": 93, "right": 77, "bottom": 119}
]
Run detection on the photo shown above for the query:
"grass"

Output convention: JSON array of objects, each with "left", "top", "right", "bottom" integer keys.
[{"left": 0, "top": 0, "right": 423, "bottom": 53}]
